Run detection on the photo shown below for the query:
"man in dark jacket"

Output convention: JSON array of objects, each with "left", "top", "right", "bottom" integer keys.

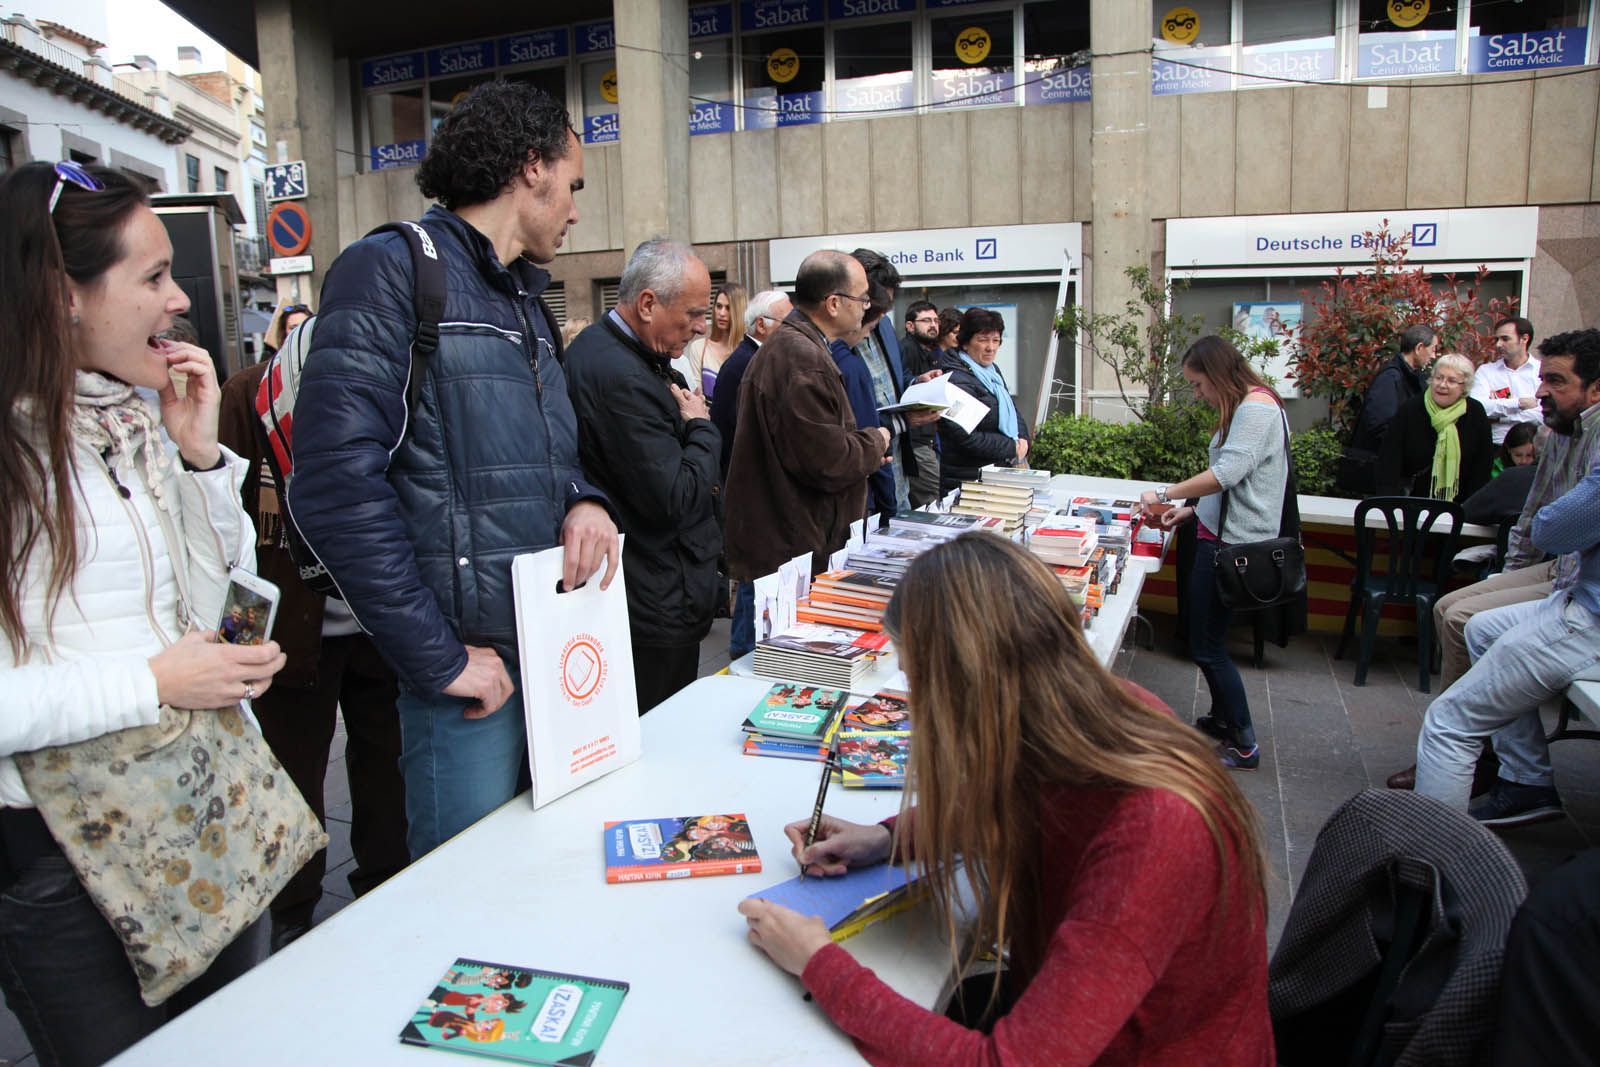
[
  {"left": 725, "top": 251, "right": 889, "bottom": 580},
  {"left": 290, "top": 81, "right": 619, "bottom": 860},
  {"left": 566, "top": 238, "right": 720, "bottom": 714},
  {"left": 900, "top": 300, "right": 944, "bottom": 506},
  {"left": 1341, "top": 324, "right": 1437, "bottom": 493}
]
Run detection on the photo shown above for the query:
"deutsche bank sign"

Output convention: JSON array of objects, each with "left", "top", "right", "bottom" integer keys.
[{"left": 1166, "top": 208, "right": 1539, "bottom": 268}]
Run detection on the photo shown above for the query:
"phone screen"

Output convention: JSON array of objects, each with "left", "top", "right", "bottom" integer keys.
[{"left": 217, "top": 579, "right": 274, "bottom": 646}]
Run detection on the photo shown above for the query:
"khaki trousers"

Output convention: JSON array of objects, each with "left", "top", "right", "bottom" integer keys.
[{"left": 1434, "top": 559, "right": 1558, "bottom": 688}]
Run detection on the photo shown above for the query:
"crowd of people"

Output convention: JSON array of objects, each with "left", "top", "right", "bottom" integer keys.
[{"left": 1, "top": 77, "right": 1595, "bottom": 1066}]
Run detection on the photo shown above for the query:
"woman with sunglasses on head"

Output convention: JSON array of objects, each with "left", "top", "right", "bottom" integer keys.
[
  {"left": 739, "top": 535, "right": 1272, "bottom": 1067},
  {"left": 262, "top": 302, "right": 314, "bottom": 357},
  {"left": 0, "top": 162, "right": 287, "bottom": 1065}
]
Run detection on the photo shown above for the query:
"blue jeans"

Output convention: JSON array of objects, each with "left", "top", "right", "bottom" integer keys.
[
  {"left": 730, "top": 581, "right": 755, "bottom": 661},
  {"left": 396, "top": 653, "right": 529, "bottom": 859},
  {"left": 1416, "top": 591, "right": 1600, "bottom": 811},
  {"left": 1188, "top": 539, "right": 1256, "bottom": 748},
  {"left": 0, "top": 854, "right": 264, "bottom": 1067}
]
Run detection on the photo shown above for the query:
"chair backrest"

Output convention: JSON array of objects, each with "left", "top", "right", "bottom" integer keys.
[
  {"left": 1269, "top": 789, "right": 1527, "bottom": 1067},
  {"left": 1352, "top": 496, "right": 1465, "bottom": 600}
]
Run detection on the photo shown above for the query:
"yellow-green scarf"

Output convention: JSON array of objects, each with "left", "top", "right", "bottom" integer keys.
[{"left": 1424, "top": 391, "right": 1466, "bottom": 500}]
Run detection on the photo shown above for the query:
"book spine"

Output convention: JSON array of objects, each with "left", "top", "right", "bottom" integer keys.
[{"left": 605, "top": 858, "right": 762, "bottom": 883}]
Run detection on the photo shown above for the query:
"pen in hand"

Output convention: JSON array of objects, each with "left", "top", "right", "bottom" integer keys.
[{"left": 800, "top": 746, "right": 839, "bottom": 879}]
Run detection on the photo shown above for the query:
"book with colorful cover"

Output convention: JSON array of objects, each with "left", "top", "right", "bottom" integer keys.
[
  {"left": 399, "top": 958, "right": 628, "bottom": 1065},
  {"left": 837, "top": 731, "right": 909, "bottom": 788},
  {"left": 746, "top": 863, "right": 924, "bottom": 941},
  {"left": 741, "top": 682, "right": 848, "bottom": 741},
  {"left": 602, "top": 814, "right": 761, "bottom": 883},
  {"left": 840, "top": 692, "right": 911, "bottom": 732}
]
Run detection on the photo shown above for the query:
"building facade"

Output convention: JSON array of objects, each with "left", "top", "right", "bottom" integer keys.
[{"left": 177, "top": 0, "right": 1600, "bottom": 420}]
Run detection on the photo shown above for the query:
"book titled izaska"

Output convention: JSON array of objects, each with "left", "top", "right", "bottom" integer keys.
[
  {"left": 399, "top": 958, "right": 629, "bottom": 1065},
  {"left": 603, "top": 813, "right": 762, "bottom": 883}
]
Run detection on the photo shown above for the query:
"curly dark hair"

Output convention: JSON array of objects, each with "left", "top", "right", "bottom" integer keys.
[
  {"left": 416, "top": 79, "right": 575, "bottom": 210},
  {"left": 1540, "top": 329, "right": 1600, "bottom": 390}
]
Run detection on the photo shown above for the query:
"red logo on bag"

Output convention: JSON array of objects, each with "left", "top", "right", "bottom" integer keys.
[{"left": 559, "top": 634, "right": 607, "bottom": 706}]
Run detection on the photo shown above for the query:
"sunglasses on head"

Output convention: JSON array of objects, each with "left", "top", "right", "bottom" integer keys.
[
  {"left": 48, "top": 161, "right": 104, "bottom": 215},
  {"left": 280, "top": 304, "right": 312, "bottom": 315}
]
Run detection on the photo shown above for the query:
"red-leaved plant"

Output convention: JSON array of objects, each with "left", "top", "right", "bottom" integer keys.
[{"left": 1287, "top": 223, "right": 1518, "bottom": 437}]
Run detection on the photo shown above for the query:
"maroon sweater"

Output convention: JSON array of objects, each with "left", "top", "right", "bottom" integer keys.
[{"left": 801, "top": 712, "right": 1273, "bottom": 1065}]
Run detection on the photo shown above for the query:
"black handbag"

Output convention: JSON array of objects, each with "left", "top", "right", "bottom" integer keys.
[{"left": 1213, "top": 414, "right": 1307, "bottom": 611}]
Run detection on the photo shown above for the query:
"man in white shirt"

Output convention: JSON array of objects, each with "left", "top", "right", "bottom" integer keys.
[{"left": 1473, "top": 316, "right": 1541, "bottom": 445}]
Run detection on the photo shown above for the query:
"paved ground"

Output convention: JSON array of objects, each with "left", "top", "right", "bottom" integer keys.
[{"left": 2, "top": 615, "right": 1595, "bottom": 1063}]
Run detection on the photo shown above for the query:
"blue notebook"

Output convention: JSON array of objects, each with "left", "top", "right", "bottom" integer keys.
[{"left": 745, "top": 863, "right": 921, "bottom": 940}]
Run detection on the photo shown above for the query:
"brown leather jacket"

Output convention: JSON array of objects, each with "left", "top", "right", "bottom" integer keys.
[{"left": 723, "top": 310, "right": 887, "bottom": 580}]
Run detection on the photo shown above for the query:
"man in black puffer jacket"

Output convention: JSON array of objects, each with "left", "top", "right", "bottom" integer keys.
[
  {"left": 566, "top": 238, "right": 721, "bottom": 714},
  {"left": 290, "top": 81, "right": 619, "bottom": 860}
]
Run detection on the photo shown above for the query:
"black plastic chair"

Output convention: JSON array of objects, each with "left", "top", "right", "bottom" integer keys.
[{"left": 1335, "top": 497, "right": 1463, "bottom": 693}]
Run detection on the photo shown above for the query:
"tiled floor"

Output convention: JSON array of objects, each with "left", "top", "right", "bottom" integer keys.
[{"left": 1, "top": 615, "right": 1595, "bottom": 1064}]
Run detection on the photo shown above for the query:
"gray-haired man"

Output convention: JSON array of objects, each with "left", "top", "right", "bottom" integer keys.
[{"left": 565, "top": 237, "right": 721, "bottom": 712}]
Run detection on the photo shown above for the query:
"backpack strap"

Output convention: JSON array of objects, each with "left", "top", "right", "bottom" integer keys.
[{"left": 364, "top": 221, "right": 446, "bottom": 408}]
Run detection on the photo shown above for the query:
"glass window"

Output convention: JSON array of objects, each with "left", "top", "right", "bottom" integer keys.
[
  {"left": 367, "top": 86, "right": 427, "bottom": 169},
  {"left": 832, "top": 21, "right": 913, "bottom": 120},
  {"left": 429, "top": 73, "right": 496, "bottom": 133},
  {"left": 1357, "top": 0, "right": 1456, "bottom": 78},
  {"left": 741, "top": 28, "right": 825, "bottom": 128},
  {"left": 503, "top": 65, "right": 570, "bottom": 113},
  {"left": 580, "top": 58, "right": 621, "bottom": 144},
  {"left": 1022, "top": 1, "right": 1090, "bottom": 105},
  {"left": 253, "top": 180, "right": 267, "bottom": 235},
  {"left": 689, "top": 37, "right": 736, "bottom": 134},
  {"left": 0, "top": 128, "right": 14, "bottom": 174},
  {"left": 1241, "top": 0, "right": 1337, "bottom": 85},
  {"left": 930, "top": 12, "right": 1016, "bottom": 110},
  {"left": 214, "top": 167, "right": 228, "bottom": 192},
  {"left": 1467, "top": 0, "right": 1587, "bottom": 73},
  {"left": 1153, "top": 0, "right": 1233, "bottom": 94},
  {"left": 185, "top": 154, "right": 200, "bottom": 194}
]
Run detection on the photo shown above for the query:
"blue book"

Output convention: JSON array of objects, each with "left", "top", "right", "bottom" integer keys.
[{"left": 745, "top": 863, "right": 922, "bottom": 940}]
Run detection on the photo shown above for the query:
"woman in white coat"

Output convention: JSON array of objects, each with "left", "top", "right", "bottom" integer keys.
[{"left": 0, "top": 162, "right": 287, "bottom": 1066}]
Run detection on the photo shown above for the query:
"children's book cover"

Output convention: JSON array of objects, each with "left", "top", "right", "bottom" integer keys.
[
  {"left": 837, "top": 731, "right": 909, "bottom": 788},
  {"left": 840, "top": 693, "right": 911, "bottom": 732},
  {"left": 399, "top": 958, "right": 629, "bottom": 1065},
  {"left": 603, "top": 814, "right": 761, "bottom": 883},
  {"left": 741, "top": 682, "right": 848, "bottom": 740}
]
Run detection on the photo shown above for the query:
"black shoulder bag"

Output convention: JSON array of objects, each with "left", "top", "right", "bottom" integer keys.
[{"left": 1213, "top": 412, "right": 1307, "bottom": 611}]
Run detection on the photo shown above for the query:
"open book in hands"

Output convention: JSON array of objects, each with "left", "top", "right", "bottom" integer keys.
[{"left": 878, "top": 377, "right": 990, "bottom": 434}]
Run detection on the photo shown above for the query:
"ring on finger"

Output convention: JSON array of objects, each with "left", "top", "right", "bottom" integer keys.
[{"left": 243, "top": 681, "right": 256, "bottom": 701}]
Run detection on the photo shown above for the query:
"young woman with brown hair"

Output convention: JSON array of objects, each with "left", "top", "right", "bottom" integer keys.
[
  {"left": 1139, "top": 336, "right": 1290, "bottom": 770},
  {"left": 0, "top": 162, "right": 287, "bottom": 1064},
  {"left": 739, "top": 534, "right": 1273, "bottom": 1066}
]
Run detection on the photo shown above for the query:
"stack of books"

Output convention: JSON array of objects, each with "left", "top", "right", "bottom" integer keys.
[
  {"left": 752, "top": 623, "right": 892, "bottom": 689},
  {"left": 884, "top": 510, "right": 998, "bottom": 541},
  {"left": 1029, "top": 513, "right": 1099, "bottom": 567},
  {"left": 836, "top": 693, "right": 912, "bottom": 789},
  {"left": 740, "top": 681, "right": 848, "bottom": 760},
  {"left": 800, "top": 571, "right": 896, "bottom": 632},
  {"left": 843, "top": 542, "right": 920, "bottom": 582},
  {"left": 979, "top": 464, "right": 1051, "bottom": 491},
  {"left": 952, "top": 480, "right": 1033, "bottom": 533}
]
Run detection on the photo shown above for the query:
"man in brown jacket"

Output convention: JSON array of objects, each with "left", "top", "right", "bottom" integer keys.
[{"left": 724, "top": 250, "right": 891, "bottom": 580}]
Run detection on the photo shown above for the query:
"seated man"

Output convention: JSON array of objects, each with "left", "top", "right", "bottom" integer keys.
[{"left": 1413, "top": 451, "right": 1600, "bottom": 826}]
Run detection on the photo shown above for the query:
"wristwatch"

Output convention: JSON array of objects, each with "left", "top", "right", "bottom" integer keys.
[{"left": 1155, "top": 485, "right": 1170, "bottom": 504}]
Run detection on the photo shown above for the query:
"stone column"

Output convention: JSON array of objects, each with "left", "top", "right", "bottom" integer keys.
[
  {"left": 255, "top": 0, "right": 338, "bottom": 302},
  {"left": 615, "top": 0, "right": 690, "bottom": 253},
  {"left": 1088, "top": 0, "right": 1152, "bottom": 399}
]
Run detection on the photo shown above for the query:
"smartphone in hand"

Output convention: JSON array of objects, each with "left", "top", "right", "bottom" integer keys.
[{"left": 215, "top": 568, "right": 280, "bottom": 646}]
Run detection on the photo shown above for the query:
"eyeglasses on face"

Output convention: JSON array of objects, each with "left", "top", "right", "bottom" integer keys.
[
  {"left": 831, "top": 291, "right": 872, "bottom": 307},
  {"left": 48, "top": 161, "right": 104, "bottom": 214}
]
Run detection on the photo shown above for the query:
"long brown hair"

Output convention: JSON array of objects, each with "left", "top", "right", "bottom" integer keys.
[
  {"left": 1183, "top": 335, "right": 1278, "bottom": 444},
  {"left": 0, "top": 163, "right": 148, "bottom": 654},
  {"left": 710, "top": 283, "right": 748, "bottom": 347},
  {"left": 883, "top": 534, "right": 1266, "bottom": 1001}
]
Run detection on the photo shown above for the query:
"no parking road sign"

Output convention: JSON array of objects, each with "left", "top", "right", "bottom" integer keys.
[{"left": 266, "top": 202, "right": 312, "bottom": 257}]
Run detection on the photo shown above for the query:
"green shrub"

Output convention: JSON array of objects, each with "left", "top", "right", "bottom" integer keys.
[{"left": 1290, "top": 426, "right": 1348, "bottom": 497}]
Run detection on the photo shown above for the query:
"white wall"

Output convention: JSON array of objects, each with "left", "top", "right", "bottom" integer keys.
[{"left": 1, "top": 73, "right": 178, "bottom": 189}]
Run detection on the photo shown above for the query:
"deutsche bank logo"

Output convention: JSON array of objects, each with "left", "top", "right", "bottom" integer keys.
[
  {"left": 1411, "top": 222, "right": 1438, "bottom": 247},
  {"left": 975, "top": 238, "right": 998, "bottom": 260}
]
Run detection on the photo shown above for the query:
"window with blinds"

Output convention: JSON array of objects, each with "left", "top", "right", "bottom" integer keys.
[{"left": 543, "top": 281, "right": 567, "bottom": 324}]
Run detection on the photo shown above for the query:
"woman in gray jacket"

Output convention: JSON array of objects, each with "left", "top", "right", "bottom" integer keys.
[{"left": 1140, "top": 337, "right": 1288, "bottom": 770}]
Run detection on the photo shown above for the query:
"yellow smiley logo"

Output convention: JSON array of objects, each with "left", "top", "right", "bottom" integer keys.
[
  {"left": 953, "top": 26, "right": 991, "bottom": 65},
  {"left": 1160, "top": 6, "right": 1200, "bottom": 45},
  {"left": 1387, "top": 0, "right": 1429, "bottom": 28},
  {"left": 766, "top": 47, "right": 799, "bottom": 84},
  {"left": 599, "top": 68, "right": 618, "bottom": 104}
]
